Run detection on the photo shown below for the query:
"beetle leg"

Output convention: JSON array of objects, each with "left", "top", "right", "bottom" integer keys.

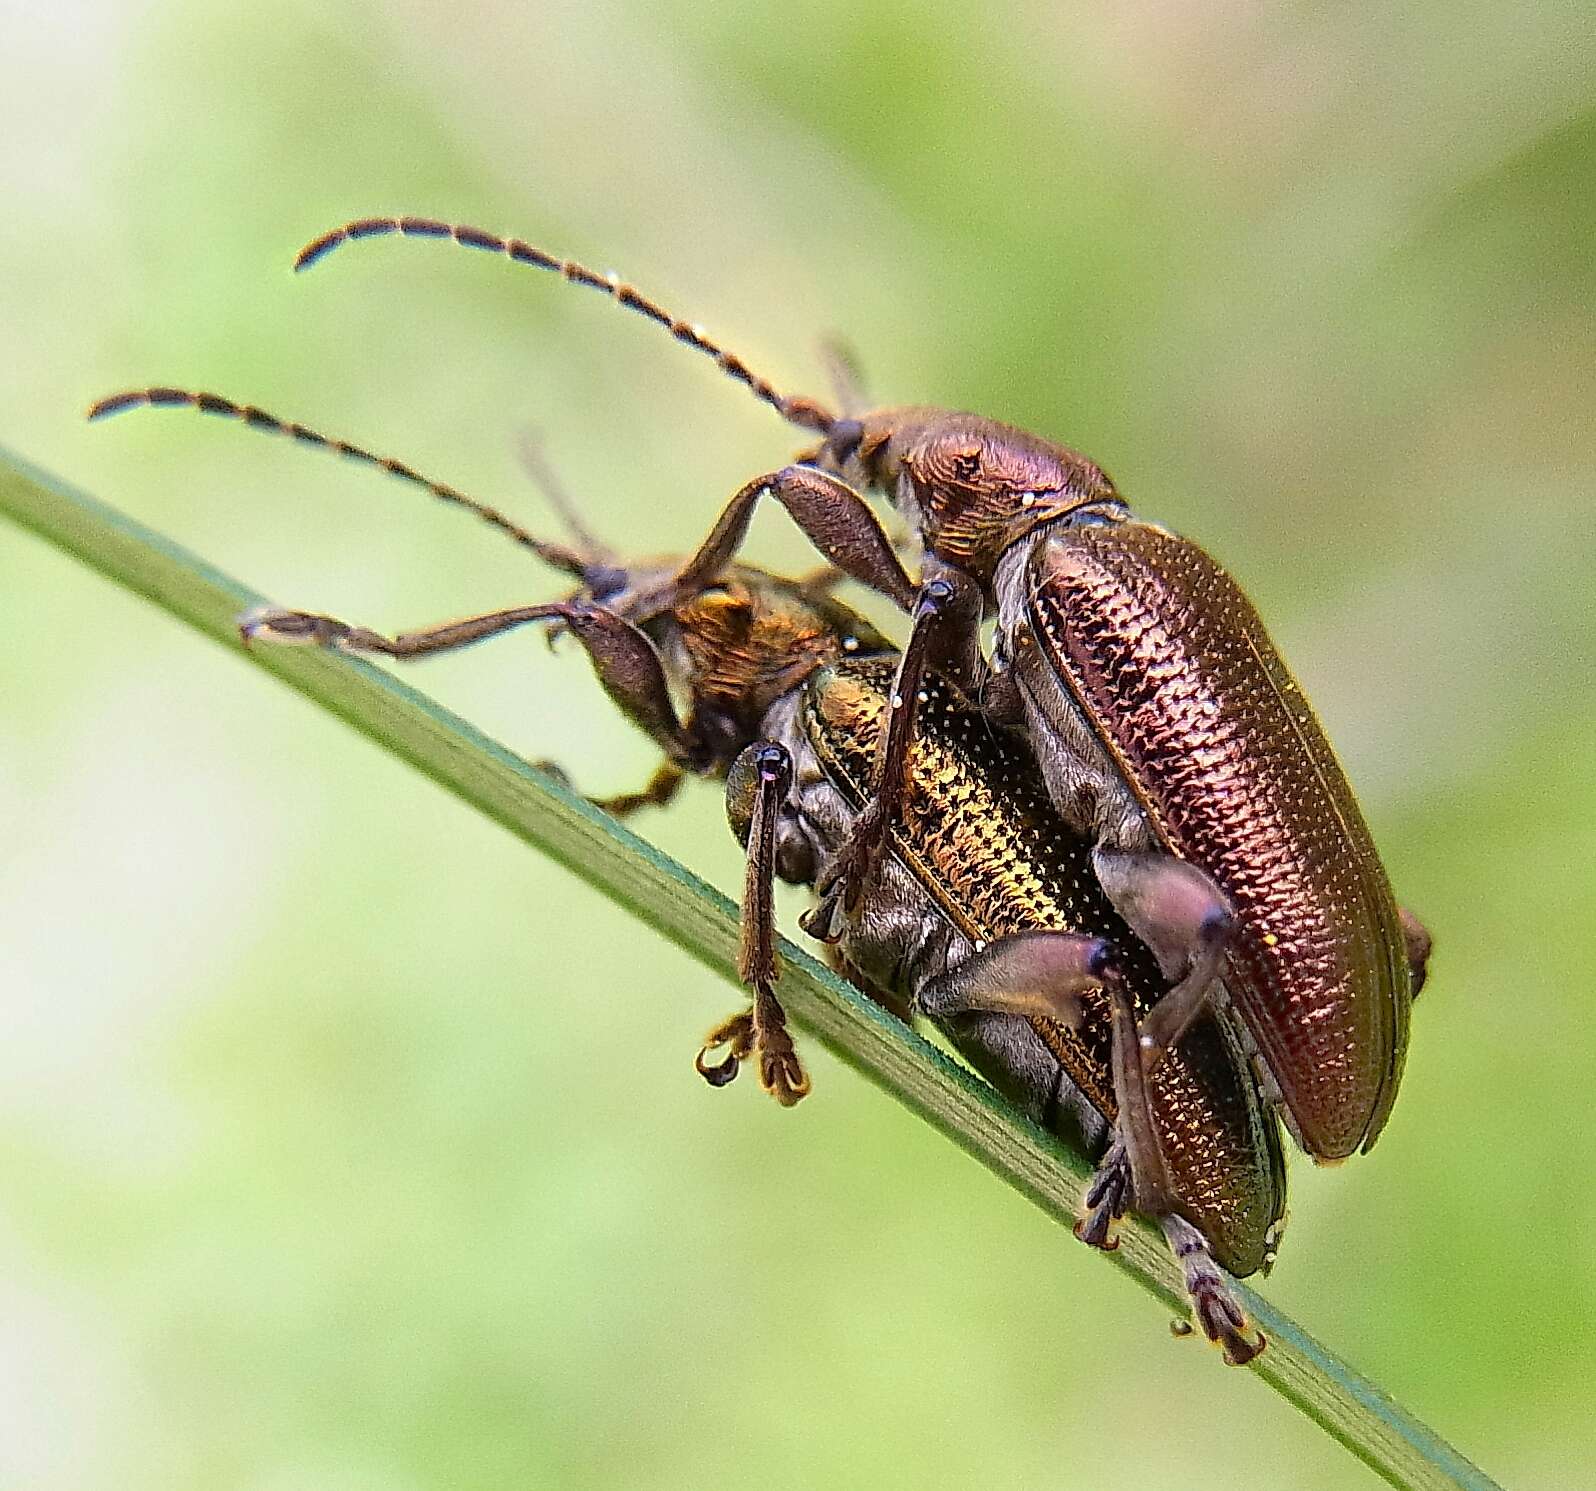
[
  {"left": 646, "top": 466, "right": 919, "bottom": 621},
  {"left": 1100, "top": 969, "right": 1178, "bottom": 1218},
  {"left": 547, "top": 607, "right": 711, "bottom": 769},
  {"left": 698, "top": 743, "right": 809, "bottom": 1105},
  {"left": 243, "top": 601, "right": 710, "bottom": 773},
  {"left": 792, "top": 563, "right": 847, "bottom": 598},
  {"left": 1074, "top": 1139, "right": 1130, "bottom": 1251},
  {"left": 533, "top": 756, "right": 687, "bottom": 821},
  {"left": 919, "top": 939, "right": 1139, "bottom": 1241},
  {"left": 1132, "top": 917, "right": 1233, "bottom": 1077},
  {"left": 914, "top": 930, "right": 1113, "bottom": 1028},
  {"left": 514, "top": 426, "right": 618, "bottom": 569},
  {"left": 807, "top": 572, "right": 984, "bottom": 928},
  {"left": 1092, "top": 848, "right": 1235, "bottom": 1073},
  {"left": 588, "top": 762, "right": 688, "bottom": 818},
  {"left": 1100, "top": 981, "right": 1265, "bottom": 1365},
  {"left": 240, "top": 602, "right": 576, "bottom": 658},
  {"left": 976, "top": 663, "right": 1025, "bottom": 727},
  {"left": 1400, "top": 907, "right": 1433, "bottom": 997},
  {"left": 533, "top": 759, "right": 687, "bottom": 819},
  {"left": 927, "top": 953, "right": 1262, "bottom": 1360},
  {"left": 914, "top": 556, "right": 988, "bottom": 694},
  {"left": 1161, "top": 1213, "right": 1265, "bottom": 1366}
]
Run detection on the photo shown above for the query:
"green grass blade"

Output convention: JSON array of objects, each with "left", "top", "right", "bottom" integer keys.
[{"left": 0, "top": 444, "right": 1501, "bottom": 1491}]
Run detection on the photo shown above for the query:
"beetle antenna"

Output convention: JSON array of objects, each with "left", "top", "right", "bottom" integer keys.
[
  {"left": 86, "top": 387, "right": 598, "bottom": 582},
  {"left": 817, "top": 334, "right": 869, "bottom": 417},
  {"left": 515, "top": 427, "right": 615, "bottom": 565},
  {"left": 293, "top": 218, "right": 839, "bottom": 438}
]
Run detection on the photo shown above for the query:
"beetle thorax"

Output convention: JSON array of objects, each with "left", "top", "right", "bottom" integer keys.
[
  {"left": 862, "top": 410, "right": 1122, "bottom": 581},
  {"left": 643, "top": 567, "right": 890, "bottom": 764}
]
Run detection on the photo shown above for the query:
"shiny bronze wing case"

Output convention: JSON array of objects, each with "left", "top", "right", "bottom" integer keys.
[
  {"left": 1029, "top": 521, "right": 1410, "bottom": 1160},
  {"left": 802, "top": 656, "right": 1287, "bottom": 1277}
]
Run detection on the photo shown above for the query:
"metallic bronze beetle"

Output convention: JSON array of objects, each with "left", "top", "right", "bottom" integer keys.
[
  {"left": 279, "top": 217, "right": 1431, "bottom": 1164},
  {"left": 88, "top": 386, "right": 1284, "bottom": 1361},
  {"left": 791, "top": 411, "right": 1432, "bottom": 1164}
]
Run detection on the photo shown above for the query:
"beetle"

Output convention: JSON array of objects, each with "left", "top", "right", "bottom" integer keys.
[
  {"left": 283, "top": 217, "right": 1431, "bottom": 1164},
  {"left": 88, "top": 385, "right": 1284, "bottom": 1361}
]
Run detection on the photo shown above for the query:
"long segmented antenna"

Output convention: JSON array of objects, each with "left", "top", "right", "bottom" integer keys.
[
  {"left": 293, "top": 217, "right": 839, "bottom": 438},
  {"left": 86, "top": 387, "right": 598, "bottom": 581}
]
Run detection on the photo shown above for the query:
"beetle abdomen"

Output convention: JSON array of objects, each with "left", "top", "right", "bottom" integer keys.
[{"left": 1029, "top": 521, "right": 1410, "bottom": 1160}]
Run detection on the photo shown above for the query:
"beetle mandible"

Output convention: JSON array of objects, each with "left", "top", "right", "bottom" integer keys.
[{"left": 285, "top": 216, "right": 1432, "bottom": 1164}]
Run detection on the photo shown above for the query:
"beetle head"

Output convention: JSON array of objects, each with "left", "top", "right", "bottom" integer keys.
[{"left": 812, "top": 407, "right": 1122, "bottom": 581}]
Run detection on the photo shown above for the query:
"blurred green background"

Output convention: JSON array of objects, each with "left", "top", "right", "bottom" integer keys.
[{"left": 2, "top": 2, "right": 1593, "bottom": 1486}]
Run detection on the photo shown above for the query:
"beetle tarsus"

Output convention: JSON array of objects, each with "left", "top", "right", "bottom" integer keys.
[
  {"left": 530, "top": 758, "right": 686, "bottom": 820},
  {"left": 753, "top": 982, "right": 809, "bottom": 1104},
  {"left": 1076, "top": 1141, "right": 1131, "bottom": 1251},
  {"left": 1074, "top": 1208, "right": 1121, "bottom": 1252},
  {"left": 797, "top": 890, "right": 845, "bottom": 944},
  {"left": 696, "top": 1010, "right": 755, "bottom": 1088},
  {"left": 588, "top": 761, "right": 687, "bottom": 818},
  {"left": 239, "top": 605, "right": 357, "bottom": 650},
  {"left": 696, "top": 987, "right": 810, "bottom": 1106},
  {"left": 1161, "top": 1213, "right": 1265, "bottom": 1366}
]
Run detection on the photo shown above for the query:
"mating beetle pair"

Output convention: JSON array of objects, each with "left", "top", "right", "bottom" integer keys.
[
  {"left": 290, "top": 217, "right": 1432, "bottom": 1165},
  {"left": 88, "top": 384, "right": 1281, "bottom": 1360},
  {"left": 90, "top": 212, "right": 1429, "bottom": 1361}
]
